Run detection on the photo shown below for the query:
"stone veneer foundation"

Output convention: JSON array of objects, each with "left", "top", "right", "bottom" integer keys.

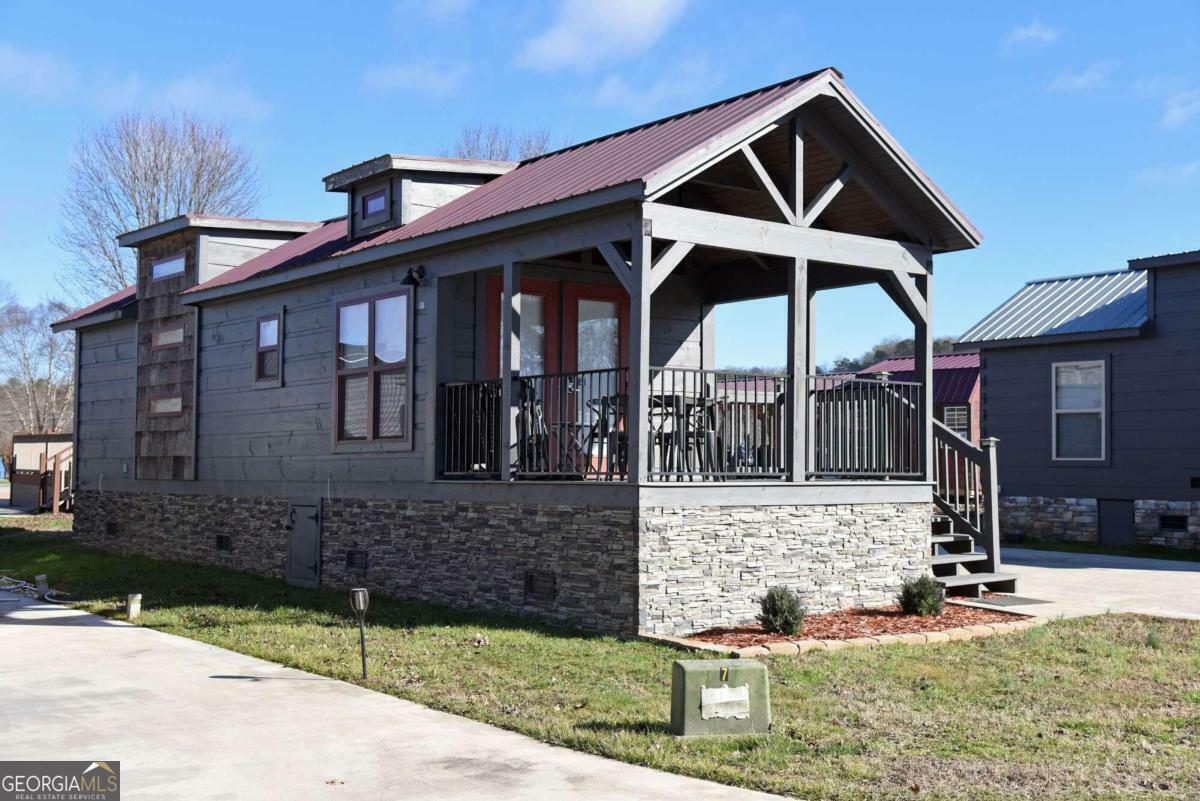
[
  {"left": 1000, "top": 496, "right": 1098, "bottom": 544},
  {"left": 73, "top": 490, "right": 931, "bottom": 635},
  {"left": 1001, "top": 495, "right": 1200, "bottom": 551},
  {"left": 638, "top": 503, "right": 930, "bottom": 636}
]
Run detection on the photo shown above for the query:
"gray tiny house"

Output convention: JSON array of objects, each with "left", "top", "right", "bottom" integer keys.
[
  {"left": 959, "top": 250, "right": 1200, "bottom": 552},
  {"left": 54, "top": 69, "right": 1012, "bottom": 635}
]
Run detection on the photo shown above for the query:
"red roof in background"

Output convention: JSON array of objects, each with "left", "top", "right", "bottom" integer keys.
[
  {"left": 858, "top": 352, "right": 979, "bottom": 404},
  {"left": 187, "top": 70, "right": 833, "bottom": 296},
  {"left": 52, "top": 285, "right": 136, "bottom": 326},
  {"left": 859, "top": 352, "right": 980, "bottom": 373}
]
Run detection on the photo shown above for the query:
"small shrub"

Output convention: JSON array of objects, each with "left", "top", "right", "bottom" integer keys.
[
  {"left": 758, "top": 586, "right": 805, "bottom": 635},
  {"left": 1146, "top": 630, "right": 1164, "bottom": 650},
  {"left": 898, "top": 575, "right": 944, "bottom": 617}
]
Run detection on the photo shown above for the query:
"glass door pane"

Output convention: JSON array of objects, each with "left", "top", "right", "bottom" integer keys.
[
  {"left": 497, "top": 293, "right": 546, "bottom": 376},
  {"left": 576, "top": 299, "right": 618, "bottom": 370}
]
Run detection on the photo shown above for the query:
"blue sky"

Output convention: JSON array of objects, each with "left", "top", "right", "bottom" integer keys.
[{"left": 1, "top": 1, "right": 1198, "bottom": 367}]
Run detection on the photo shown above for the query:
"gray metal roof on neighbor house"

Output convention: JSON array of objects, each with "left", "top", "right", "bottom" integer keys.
[{"left": 958, "top": 269, "right": 1148, "bottom": 346}]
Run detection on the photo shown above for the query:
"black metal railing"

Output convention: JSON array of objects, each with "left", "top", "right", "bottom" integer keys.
[
  {"left": 441, "top": 379, "right": 503, "bottom": 477},
  {"left": 516, "top": 367, "right": 628, "bottom": 480},
  {"left": 648, "top": 368, "right": 789, "bottom": 480},
  {"left": 807, "top": 374, "right": 922, "bottom": 478}
]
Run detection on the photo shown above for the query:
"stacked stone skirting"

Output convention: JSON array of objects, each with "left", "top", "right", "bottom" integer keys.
[
  {"left": 1000, "top": 496, "right": 1098, "bottom": 544},
  {"left": 1134, "top": 500, "right": 1200, "bottom": 550},
  {"left": 638, "top": 503, "right": 930, "bottom": 636},
  {"left": 72, "top": 491, "right": 932, "bottom": 635},
  {"left": 1001, "top": 495, "right": 1200, "bottom": 551}
]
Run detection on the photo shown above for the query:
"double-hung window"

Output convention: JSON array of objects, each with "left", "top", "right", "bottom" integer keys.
[
  {"left": 336, "top": 290, "right": 411, "bottom": 442},
  {"left": 942, "top": 405, "right": 970, "bottom": 439},
  {"left": 1052, "top": 361, "right": 1104, "bottom": 460},
  {"left": 256, "top": 315, "right": 280, "bottom": 382}
]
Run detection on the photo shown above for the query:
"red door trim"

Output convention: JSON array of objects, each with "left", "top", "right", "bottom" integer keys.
[{"left": 484, "top": 276, "right": 561, "bottom": 378}]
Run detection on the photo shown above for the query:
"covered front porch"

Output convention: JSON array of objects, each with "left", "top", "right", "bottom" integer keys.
[{"left": 436, "top": 243, "right": 931, "bottom": 486}]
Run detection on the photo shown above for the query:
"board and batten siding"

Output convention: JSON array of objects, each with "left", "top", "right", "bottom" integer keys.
[
  {"left": 982, "top": 264, "right": 1200, "bottom": 502},
  {"left": 76, "top": 321, "right": 137, "bottom": 487}
]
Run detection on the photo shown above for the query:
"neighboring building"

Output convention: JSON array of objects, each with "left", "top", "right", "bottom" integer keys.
[
  {"left": 9, "top": 432, "right": 73, "bottom": 511},
  {"left": 54, "top": 69, "right": 1011, "bottom": 635},
  {"left": 859, "top": 353, "right": 981, "bottom": 443},
  {"left": 959, "top": 251, "right": 1200, "bottom": 552}
]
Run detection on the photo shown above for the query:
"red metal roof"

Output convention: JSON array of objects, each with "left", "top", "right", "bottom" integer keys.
[
  {"left": 858, "top": 353, "right": 979, "bottom": 403},
  {"left": 184, "top": 218, "right": 351, "bottom": 293},
  {"left": 187, "top": 70, "right": 833, "bottom": 296},
  {"left": 52, "top": 285, "right": 137, "bottom": 327}
]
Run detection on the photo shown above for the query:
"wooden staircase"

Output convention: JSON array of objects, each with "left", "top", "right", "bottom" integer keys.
[{"left": 930, "top": 421, "right": 1017, "bottom": 597}]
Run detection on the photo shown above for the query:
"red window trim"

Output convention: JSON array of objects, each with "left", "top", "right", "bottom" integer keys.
[
  {"left": 255, "top": 314, "right": 281, "bottom": 382},
  {"left": 333, "top": 289, "right": 413, "bottom": 444},
  {"left": 484, "top": 276, "right": 562, "bottom": 378}
]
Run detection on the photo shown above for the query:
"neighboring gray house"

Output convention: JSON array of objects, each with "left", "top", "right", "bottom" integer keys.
[
  {"left": 959, "top": 250, "right": 1200, "bottom": 552},
  {"left": 54, "top": 69, "right": 1012, "bottom": 635}
]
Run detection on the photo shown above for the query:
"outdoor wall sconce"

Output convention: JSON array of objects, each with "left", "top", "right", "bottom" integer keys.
[
  {"left": 401, "top": 265, "right": 425, "bottom": 287},
  {"left": 350, "top": 587, "right": 370, "bottom": 680}
]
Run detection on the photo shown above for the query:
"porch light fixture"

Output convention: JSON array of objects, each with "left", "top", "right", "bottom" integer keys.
[
  {"left": 401, "top": 265, "right": 425, "bottom": 287},
  {"left": 350, "top": 588, "right": 370, "bottom": 680}
]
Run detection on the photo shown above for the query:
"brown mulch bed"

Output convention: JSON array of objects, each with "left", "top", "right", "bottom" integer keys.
[{"left": 693, "top": 603, "right": 1025, "bottom": 648}]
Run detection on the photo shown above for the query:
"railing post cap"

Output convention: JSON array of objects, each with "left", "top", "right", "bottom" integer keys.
[{"left": 981, "top": 436, "right": 1001, "bottom": 447}]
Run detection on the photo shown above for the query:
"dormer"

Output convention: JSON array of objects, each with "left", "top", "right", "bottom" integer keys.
[{"left": 322, "top": 155, "right": 514, "bottom": 239}]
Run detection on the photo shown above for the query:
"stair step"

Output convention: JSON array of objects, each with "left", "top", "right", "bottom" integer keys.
[
  {"left": 936, "top": 571, "right": 1018, "bottom": 588},
  {"left": 929, "top": 552, "right": 987, "bottom": 566},
  {"left": 930, "top": 534, "right": 973, "bottom": 545}
]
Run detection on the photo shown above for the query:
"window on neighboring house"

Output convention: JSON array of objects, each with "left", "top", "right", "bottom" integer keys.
[
  {"left": 335, "top": 290, "right": 411, "bottom": 442},
  {"left": 362, "top": 189, "right": 387, "bottom": 219},
  {"left": 149, "top": 395, "right": 183, "bottom": 416},
  {"left": 256, "top": 314, "right": 280, "bottom": 381},
  {"left": 1053, "top": 361, "right": 1104, "bottom": 460},
  {"left": 942, "top": 405, "right": 970, "bottom": 439},
  {"left": 151, "top": 253, "right": 185, "bottom": 281},
  {"left": 151, "top": 325, "right": 185, "bottom": 349}
]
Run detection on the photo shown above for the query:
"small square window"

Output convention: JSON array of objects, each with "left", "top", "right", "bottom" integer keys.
[
  {"left": 215, "top": 534, "right": 233, "bottom": 552},
  {"left": 149, "top": 395, "right": 183, "bottom": 415},
  {"left": 362, "top": 189, "right": 387, "bottom": 218},
  {"left": 151, "top": 253, "right": 186, "bottom": 281},
  {"left": 345, "top": 549, "right": 368, "bottom": 572}
]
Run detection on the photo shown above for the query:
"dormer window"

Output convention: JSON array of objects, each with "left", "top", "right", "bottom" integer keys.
[
  {"left": 362, "top": 189, "right": 387, "bottom": 219},
  {"left": 151, "top": 253, "right": 185, "bottom": 281}
]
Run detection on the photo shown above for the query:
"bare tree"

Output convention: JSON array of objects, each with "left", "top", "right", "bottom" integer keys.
[
  {"left": 449, "top": 123, "right": 553, "bottom": 162},
  {"left": 0, "top": 289, "right": 75, "bottom": 450},
  {"left": 56, "top": 112, "right": 263, "bottom": 300}
]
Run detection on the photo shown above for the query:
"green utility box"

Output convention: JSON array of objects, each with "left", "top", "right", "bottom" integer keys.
[{"left": 669, "top": 659, "right": 771, "bottom": 737}]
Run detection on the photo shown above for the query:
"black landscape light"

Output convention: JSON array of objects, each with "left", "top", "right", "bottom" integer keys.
[
  {"left": 401, "top": 264, "right": 425, "bottom": 287},
  {"left": 350, "top": 588, "right": 370, "bottom": 680}
]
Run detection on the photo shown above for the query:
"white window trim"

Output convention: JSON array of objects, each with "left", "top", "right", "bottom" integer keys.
[{"left": 1051, "top": 360, "right": 1105, "bottom": 462}]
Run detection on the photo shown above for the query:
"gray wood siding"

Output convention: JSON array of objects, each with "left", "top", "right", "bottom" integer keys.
[
  {"left": 407, "top": 174, "right": 485, "bottom": 222},
  {"left": 77, "top": 321, "right": 137, "bottom": 486},
  {"left": 981, "top": 264, "right": 1200, "bottom": 502},
  {"left": 194, "top": 261, "right": 429, "bottom": 486},
  {"left": 201, "top": 233, "right": 297, "bottom": 284}
]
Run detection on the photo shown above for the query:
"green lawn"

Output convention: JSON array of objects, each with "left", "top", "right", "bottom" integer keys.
[
  {"left": 1007, "top": 538, "right": 1200, "bottom": 563},
  {"left": 2, "top": 533, "right": 1198, "bottom": 800}
]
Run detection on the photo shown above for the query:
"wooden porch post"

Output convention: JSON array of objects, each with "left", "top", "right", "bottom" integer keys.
[
  {"left": 51, "top": 453, "right": 62, "bottom": 514},
  {"left": 914, "top": 266, "right": 934, "bottom": 481},
  {"left": 786, "top": 257, "right": 808, "bottom": 481},
  {"left": 626, "top": 227, "right": 652, "bottom": 483},
  {"left": 498, "top": 261, "right": 522, "bottom": 480}
]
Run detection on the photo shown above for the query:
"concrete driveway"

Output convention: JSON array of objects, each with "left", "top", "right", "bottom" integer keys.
[
  {"left": 0, "top": 595, "right": 776, "bottom": 801},
  {"left": 1001, "top": 547, "right": 1200, "bottom": 620}
]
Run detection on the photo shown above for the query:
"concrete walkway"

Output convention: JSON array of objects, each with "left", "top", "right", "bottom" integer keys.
[
  {"left": 1001, "top": 547, "right": 1200, "bottom": 620},
  {"left": 0, "top": 594, "right": 776, "bottom": 801}
]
